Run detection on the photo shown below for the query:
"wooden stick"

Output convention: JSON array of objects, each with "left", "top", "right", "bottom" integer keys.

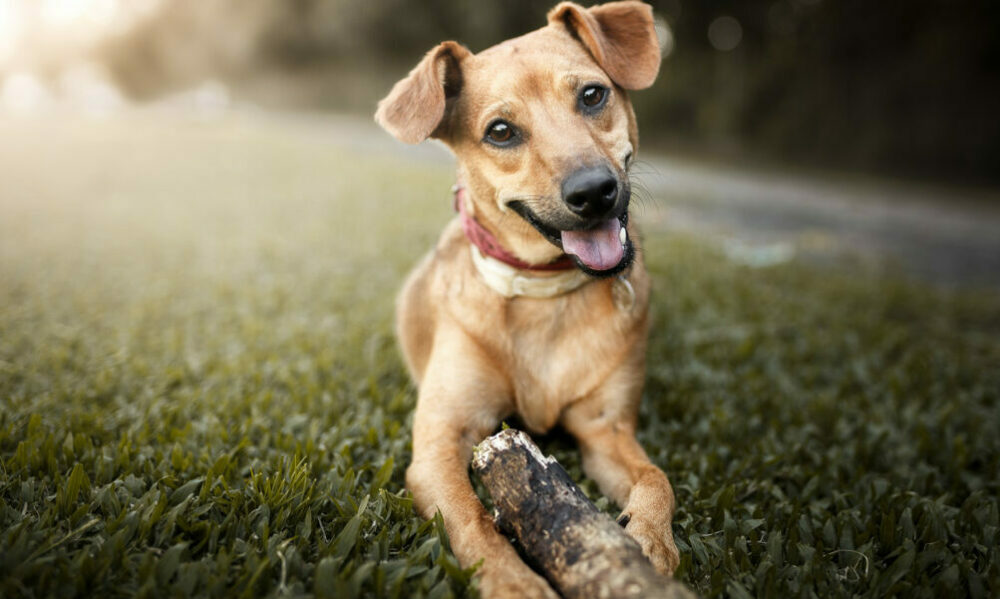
[{"left": 472, "top": 429, "right": 698, "bottom": 599}]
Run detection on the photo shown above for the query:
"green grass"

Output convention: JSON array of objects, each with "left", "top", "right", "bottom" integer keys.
[{"left": 1, "top": 112, "right": 998, "bottom": 598}]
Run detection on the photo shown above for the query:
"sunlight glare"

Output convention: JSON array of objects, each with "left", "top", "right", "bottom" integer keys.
[
  {"left": 0, "top": 0, "right": 22, "bottom": 62},
  {"left": 41, "top": 0, "right": 118, "bottom": 28}
]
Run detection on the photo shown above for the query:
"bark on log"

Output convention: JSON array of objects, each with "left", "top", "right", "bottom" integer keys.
[{"left": 471, "top": 429, "right": 697, "bottom": 599}]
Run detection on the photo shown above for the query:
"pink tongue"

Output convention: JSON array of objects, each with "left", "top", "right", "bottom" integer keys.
[{"left": 560, "top": 218, "right": 623, "bottom": 271}]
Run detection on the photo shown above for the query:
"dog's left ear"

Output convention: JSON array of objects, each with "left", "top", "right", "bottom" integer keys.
[
  {"left": 375, "top": 41, "right": 471, "bottom": 144},
  {"left": 548, "top": 1, "right": 660, "bottom": 90}
]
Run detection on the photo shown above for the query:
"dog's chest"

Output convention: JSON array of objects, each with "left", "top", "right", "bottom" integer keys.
[{"left": 504, "top": 287, "right": 635, "bottom": 432}]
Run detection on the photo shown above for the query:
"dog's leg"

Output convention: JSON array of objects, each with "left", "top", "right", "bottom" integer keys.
[
  {"left": 560, "top": 361, "right": 681, "bottom": 576},
  {"left": 408, "top": 330, "right": 559, "bottom": 599}
]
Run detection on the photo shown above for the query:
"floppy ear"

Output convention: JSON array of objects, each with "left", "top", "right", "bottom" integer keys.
[
  {"left": 375, "top": 41, "right": 470, "bottom": 144},
  {"left": 547, "top": 1, "right": 660, "bottom": 90}
]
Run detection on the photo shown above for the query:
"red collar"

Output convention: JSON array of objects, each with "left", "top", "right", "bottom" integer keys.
[{"left": 453, "top": 185, "right": 575, "bottom": 272}]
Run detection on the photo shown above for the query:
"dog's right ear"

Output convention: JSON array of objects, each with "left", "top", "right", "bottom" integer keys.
[{"left": 375, "top": 42, "right": 470, "bottom": 144}]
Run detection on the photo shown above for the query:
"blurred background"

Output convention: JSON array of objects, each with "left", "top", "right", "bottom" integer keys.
[
  {"left": 1, "top": 0, "right": 999, "bottom": 284},
  {"left": 4, "top": 0, "right": 999, "bottom": 181}
]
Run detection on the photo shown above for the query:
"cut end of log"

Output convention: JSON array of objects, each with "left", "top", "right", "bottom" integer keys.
[{"left": 471, "top": 428, "right": 558, "bottom": 472}]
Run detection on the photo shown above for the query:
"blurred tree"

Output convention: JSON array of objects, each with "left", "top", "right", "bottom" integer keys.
[{"left": 640, "top": 0, "right": 1000, "bottom": 182}]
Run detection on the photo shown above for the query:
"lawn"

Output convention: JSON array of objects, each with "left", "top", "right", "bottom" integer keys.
[{"left": 1, "top": 112, "right": 998, "bottom": 598}]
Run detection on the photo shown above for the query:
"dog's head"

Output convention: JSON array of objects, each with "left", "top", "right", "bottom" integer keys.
[{"left": 376, "top": 1, "right": 661, "bottom": 276}]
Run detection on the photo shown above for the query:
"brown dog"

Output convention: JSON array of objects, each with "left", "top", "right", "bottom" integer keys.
[{"left": 375, "top": 2, "right": 677, "bottom": 596}]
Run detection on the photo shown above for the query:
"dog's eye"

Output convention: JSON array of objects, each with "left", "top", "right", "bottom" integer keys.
[
  {"left": 579, "top": 85, "right": 608, "bottom": 112},
  {"left": 484, "top": 120, "right": 517, "bottom": 146}
]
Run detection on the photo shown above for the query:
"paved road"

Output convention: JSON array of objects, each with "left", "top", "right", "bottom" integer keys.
[
  {"left": 636, "top": 155, "right": 1000, "bottom": 287},
  {"left": 287, "top": 111, "right": 1000, "bottom": 288}
]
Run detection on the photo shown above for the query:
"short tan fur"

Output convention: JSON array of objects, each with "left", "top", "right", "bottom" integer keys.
[{"left": 375, "top": 3, "right": 678, "bottom": 596}]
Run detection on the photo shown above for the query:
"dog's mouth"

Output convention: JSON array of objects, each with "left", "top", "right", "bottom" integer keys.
[{"left": 508, "top": 194, "right": 634, "bottom": 278}]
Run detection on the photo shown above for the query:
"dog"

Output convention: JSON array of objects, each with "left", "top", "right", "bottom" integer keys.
[{"left": 375, "top": 2, "right": 677, "bottom": 596}]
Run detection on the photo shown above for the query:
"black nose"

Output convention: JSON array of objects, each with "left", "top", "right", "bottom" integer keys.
[{"left": 561, "top": 166, "right": 619, "bottom": 218}]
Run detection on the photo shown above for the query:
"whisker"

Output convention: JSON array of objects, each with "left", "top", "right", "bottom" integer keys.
[{"left": 627, "top": 173, "right": 661, "bottom": 221}]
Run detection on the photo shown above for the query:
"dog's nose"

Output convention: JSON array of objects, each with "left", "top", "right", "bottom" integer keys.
[{"left": 562, "top": 166, "right": 619, "bottom": 218}]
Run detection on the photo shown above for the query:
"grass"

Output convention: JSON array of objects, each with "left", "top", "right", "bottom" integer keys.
[{"left": 1, "top": 111, "right": 998, "bottom": 598}]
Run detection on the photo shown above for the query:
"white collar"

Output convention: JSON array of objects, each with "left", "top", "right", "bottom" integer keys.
[{"left": 470, "top": 244, "right": 592, "bottom": 298}]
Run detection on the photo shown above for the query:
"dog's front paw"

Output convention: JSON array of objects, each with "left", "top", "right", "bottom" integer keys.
[
  {"left": 620, "top": 511, "right": 680, "bottom": 576},
  {"left": 477, "top": 561, "right": 559, "bottom": 599}
]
